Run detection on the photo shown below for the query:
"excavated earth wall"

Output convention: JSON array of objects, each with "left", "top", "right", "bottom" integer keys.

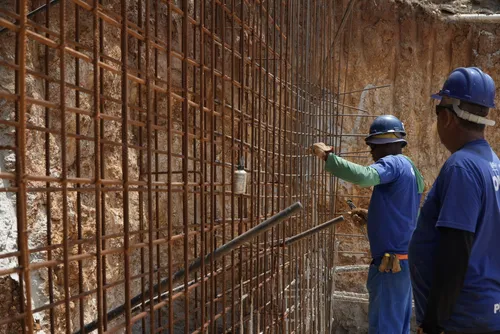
[
  {"left": 1, "top": 0, "right": 500, "bottom": 332},
  {"left": 331, "top": 0, "right": 500, "bottom": 332}
]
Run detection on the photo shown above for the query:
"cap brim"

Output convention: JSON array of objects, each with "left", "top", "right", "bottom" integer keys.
[
  {"left": 431, "top": 93, "right": 442, "bottom": 101},
  {"left": 365, "top": 138, "right": 407, "bottom": 145}
]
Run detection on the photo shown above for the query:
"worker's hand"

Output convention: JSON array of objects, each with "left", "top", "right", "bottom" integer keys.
[
  {"left": 311, "top": 142, "right": 334, "bottom": 161},
  {"left": 348, "top": 208, "right": 368, "bottom": 224}
]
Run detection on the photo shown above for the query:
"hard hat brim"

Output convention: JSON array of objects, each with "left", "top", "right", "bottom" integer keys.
[
  {"left": 365, "top": 137, "right": 407, "bottom": 146},
  {"left": 431, "top": 93, "right": 442, "bottom": 101}
]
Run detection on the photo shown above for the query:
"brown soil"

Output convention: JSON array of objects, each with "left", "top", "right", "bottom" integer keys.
[{"left": 1, "top": 0, "right": 500, "bottom": 332}]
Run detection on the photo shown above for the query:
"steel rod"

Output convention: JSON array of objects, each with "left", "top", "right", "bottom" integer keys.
[
  {"left": 284, "top": 216, "right": 345, "bottom": 246},
  {"left": 444, "top": 14, "right": 500, "bottom": 23},
  {"left": 75, "top": 202, "right": 302, "bottom": 334},
  {"left": 337, "top": 84, "right": 392, "bottom": 95},
  {"left": 1, "top": 0, "right": 367, "bottom": 331},
  {"left": 0, "top": 0, "right": 60, "bottom": 33}
]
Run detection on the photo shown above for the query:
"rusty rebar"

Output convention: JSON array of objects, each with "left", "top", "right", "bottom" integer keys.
[
  {"left": 75, "top": 202, "right": 302, "bottom": 334},
  {"left": 0, "top": 1, "right": 369, "bottom": 332},
  {"left": 16, "top": 0, "right": 34, "bottom": 331},
  {"left": 0, "top": 0, "right": 60, "bottom": 33}
]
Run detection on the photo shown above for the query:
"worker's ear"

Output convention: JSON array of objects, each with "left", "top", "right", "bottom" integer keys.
[
  {"left": 442, "top": 108, "right": 456, "bottom": 129},
  {"left": 450, "top": 109, "right": 465, "bottom": 130}
]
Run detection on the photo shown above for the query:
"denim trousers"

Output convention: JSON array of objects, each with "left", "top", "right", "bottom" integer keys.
[{"left": 366, "top": 260, "right": 412, "bottom": 334}]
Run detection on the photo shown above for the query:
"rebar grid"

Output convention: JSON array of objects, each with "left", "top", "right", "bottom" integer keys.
[{"left": 0, "top": 0, "right": 374, "bottom": 332}]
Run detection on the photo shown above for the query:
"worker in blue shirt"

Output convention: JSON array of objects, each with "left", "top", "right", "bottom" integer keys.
[
  {"left": 409, "top": 67, "right": 500, "bottom": 334},
  {"left": 312, "top": 115, "right": 424, "bottom": 333}
]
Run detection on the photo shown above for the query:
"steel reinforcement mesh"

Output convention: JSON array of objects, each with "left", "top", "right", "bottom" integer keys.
[{"left": 0, "top": 0, "right": 373, "bottom": 332}]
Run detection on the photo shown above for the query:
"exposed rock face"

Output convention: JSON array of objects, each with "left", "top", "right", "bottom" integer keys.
[
  {"left": 1, "top": 0, "right": 499, "bottom": 333},
  {"left": 328, "top": 0, "right": 500, "bottom": 332}
]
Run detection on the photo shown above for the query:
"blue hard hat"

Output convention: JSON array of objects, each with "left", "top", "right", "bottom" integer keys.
[
  {"left": 365, "top": 115, "right": 407, "bottom": 147},
  {"left": 431, "top": 67, "right": 496, "bottom": 108}
]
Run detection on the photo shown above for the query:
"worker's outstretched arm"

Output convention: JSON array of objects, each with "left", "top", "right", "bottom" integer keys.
[{"left": 325, "top": 153, "right": 380, "bottom": 187}]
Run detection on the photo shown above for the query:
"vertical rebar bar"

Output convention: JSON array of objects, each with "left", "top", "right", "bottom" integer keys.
[
  {"left": 16, "top": 0, "right": 33, "bottom": 331},
  {"left": 166, "top": 0, "right": 174, "bottom": 332},
  {"left": 145, "top": 0, "right": 155, "bottom": 330},
  {"left": 182, "top": 0, "right": 190, "bottom": 331},
  {"left": 220, "top": 0, "right": 228, "bottom": 331},
  {"left": 199, "top": 0, "right": 208, "bottom": 330},
  {"left": 0, "top": 1, "right": 369, "bottom": 332},
  {"left": 230, "top": 0, "right": 237, "bottom": 331},
  {"left": 98, "top": 0, "right": 108, "bottom": 329},
  {"left": 44, "top": 0, "right": 55, "bottom": 331},
  {"left": 59, "top": 0, "right": 71, "bottom": 330},
  {"left": 75, "top": 3, "right": 85, "bottom": 332},
  {"left": 120, "top": 0, "right": 132, "bottom": 329},
  {"left": 93, "top": 0, "right": 103, "bottom": 331}
]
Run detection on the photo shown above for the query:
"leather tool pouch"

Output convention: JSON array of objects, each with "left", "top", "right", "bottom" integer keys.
[{"left": 378, "top": 253, "right": 402, "bottom": 273}]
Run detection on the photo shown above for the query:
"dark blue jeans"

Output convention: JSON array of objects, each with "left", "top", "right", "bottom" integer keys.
[{"left": 366, "top": 260, "right": 412, "bottom": 334}]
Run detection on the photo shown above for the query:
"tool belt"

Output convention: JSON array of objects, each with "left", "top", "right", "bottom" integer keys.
[{"left": 376, "top": 253, "right": 407, "bottom": 273}]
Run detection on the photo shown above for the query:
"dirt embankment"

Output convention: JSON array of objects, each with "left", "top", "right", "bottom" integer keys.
[
  {"left": 331, "top": 0, "right": 500, "bottom": 332},
  {"left": 1, "top": 0, "right": 499, "bottom": 332}
]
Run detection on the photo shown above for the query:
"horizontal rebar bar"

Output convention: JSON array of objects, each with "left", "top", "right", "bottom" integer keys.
[
  {"left": 0, "top": 0, "right": 60, "bottom": 33},
  {"left": 334, "top": 265, "right": 370, "bottom": 273},
  {"left": 1, "top": 0, "right": 366, "bottom": 331},
  {"left": 444, "top": 14, "right": 500, "bottom": 23},
  {"left": 337, "top": 84, "right": 392, "bottom": 95},
  {"left": 75, "top": 202, "right": 303, "bottom": 334},
  {"left": 169, "top": 202, "right": 303, "bottom": 285}
]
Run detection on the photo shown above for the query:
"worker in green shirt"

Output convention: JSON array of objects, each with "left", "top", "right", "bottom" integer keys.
[{"left": 312, "top": 115, "right": 424, "bottom": 333}]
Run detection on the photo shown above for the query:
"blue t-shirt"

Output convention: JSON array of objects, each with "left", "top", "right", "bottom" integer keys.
[
  {"left": 409, "top": 139, "right": 500, "bottom": 331},
  {"left": 368, "top": 155, "right": 422, "bottom": 258}
]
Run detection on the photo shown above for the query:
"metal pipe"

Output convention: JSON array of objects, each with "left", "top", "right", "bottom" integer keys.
[
  {"left": 172, "top": 202, "right": 301, "bottom": 286},
  {"left": 75, "top": 202, "right": 302, "bottom": 334},
  {"left": 283, "top": 216, "right": 344, "bottom": 246}
]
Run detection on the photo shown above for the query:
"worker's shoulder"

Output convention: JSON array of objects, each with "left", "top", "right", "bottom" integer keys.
[
  {"left": 448, "top": 139, "right": 498, "bottom": 165},
  {"left": 373, "top": 154, "right": 413, "bottom": 173},
  {"left": 377, "top": 154, "right": 406, "bottom": 165},
  {"left": 442, "top": 147, "right": 499, "bottom": 180},
  {"left": 386, "top": 154, "right": 412, "bottom": 168},
  {"left": 446, "top": 142, "right": 498, "bottom": 168},
  {"left": 375, "top": 154, "right": 415, "bottom": 178},
  {"left": 443, "top": 150, "right": 478, "bottom": 171}
]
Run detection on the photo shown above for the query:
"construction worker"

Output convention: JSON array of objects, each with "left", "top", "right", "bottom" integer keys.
[
  {"left": 409, "top": 67, "right": 500, "bottom": 334},
  {"left": 312, "top": 115, "right": 424, "bottom": 333}
]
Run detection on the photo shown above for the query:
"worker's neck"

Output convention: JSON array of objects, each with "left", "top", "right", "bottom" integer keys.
[
  {"left": 386, "top": 149, "right": 402, "bottom": 157},
  {"left": 449, "top": 131, "right": 484, "bottom": 153}
]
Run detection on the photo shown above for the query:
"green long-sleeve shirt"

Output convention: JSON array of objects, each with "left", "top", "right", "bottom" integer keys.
[{"left": 325, "top": 153, "right": 424, "bottom": 193}]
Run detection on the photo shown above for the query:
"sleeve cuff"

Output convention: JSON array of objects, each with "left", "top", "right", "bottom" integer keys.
[{"left": 436, "top": 220, "right": 476, "bottom": 233}]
